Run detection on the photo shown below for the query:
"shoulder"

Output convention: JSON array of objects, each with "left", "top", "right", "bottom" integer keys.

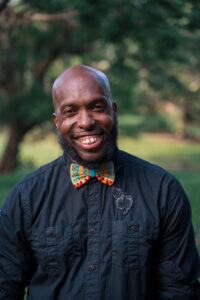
[
  {"left": 120, "top": 151, "right": 190, "bottom": 210},
  {"left": 1, "top": 156, "right": 65, "bottom": 210},
  {"left": 1, "top": 156, "right": 70, "bottom": 230},
  {"left": 18, "top": 156, "right": 65, "bottom": 185},
  {"left": 118, "top": 150, "right": 190, "bottom": 218},
  {"left": 119, "top": 149, "right": 172, "bottom": 179},
  {"left": 118, "top": 149, "right": 184, "bottom": 198}
]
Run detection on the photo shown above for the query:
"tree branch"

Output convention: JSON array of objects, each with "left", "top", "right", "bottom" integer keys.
[
  {"left": 30, "top": 11, "right": 78, "bottom": 22},
  {"left": 35, "top": 47, "right": 63, "bottom": 80}
]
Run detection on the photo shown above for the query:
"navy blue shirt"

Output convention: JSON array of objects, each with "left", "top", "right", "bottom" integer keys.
[{"left": 0, "top": 150, "right": 200, "bottom": 299}]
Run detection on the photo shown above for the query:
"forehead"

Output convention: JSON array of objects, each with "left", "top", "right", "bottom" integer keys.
[{"left": 53, "top": 72, "right": 110, "bottom": 108}]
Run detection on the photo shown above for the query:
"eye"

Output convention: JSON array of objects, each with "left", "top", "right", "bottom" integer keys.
[
  {"left": 62, "top": 107, "right": 76, "bottom": 116},
  {"left": 93, "top": 103, "right": 105, "bottom": 111},
  {"left": 64, "top": 109, "right": 73, "bottom": 113}
]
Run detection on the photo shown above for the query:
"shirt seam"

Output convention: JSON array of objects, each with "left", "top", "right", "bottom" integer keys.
[{"left": 18, "top": 183, "right": 32, "bottom": 231}]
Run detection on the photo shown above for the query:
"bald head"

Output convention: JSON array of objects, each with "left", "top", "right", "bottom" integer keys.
[{"left": 52, "top": 65, "right": 112, "bottom": 109}]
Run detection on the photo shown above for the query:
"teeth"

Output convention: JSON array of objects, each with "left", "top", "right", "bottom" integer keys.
[{"left": 82, "top": 136, "right": 98, "bottom": 145}]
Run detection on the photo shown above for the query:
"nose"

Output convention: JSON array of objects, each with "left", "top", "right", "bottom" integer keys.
[{"left": 77, "top": 109, "right": 95, "bottom": 130}]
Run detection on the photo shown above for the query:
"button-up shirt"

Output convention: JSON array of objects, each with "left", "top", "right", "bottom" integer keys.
[{"left": 0, "top": 149, "right": 200, "bottom": 299}]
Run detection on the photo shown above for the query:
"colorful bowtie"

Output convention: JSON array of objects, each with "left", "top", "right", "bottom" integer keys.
[{"left": 70, "top": 161, "right": 115, "bottom": 188}]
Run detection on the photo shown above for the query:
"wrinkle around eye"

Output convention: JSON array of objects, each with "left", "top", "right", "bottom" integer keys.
[
  {"left": 62, "top": 107, "right": 77, "bottom": 115},
  {"left": 91, "top": 102, "right": 107, "bottom": 111},
  {"left": 93, "top": 106, "right": 105, "bottom": 111}
]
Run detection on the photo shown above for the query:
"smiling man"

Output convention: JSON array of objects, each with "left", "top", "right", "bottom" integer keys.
[
  {"left": 52, "top": 65, "right": 117, "bottom": 168},
  {"left": 0, "top": 65, "right": 200, "bottom": 300}
]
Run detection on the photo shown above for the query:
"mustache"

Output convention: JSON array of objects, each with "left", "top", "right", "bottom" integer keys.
[
  {"left": 70, "top": 125, "right": 104, "bottom": 137},
  {"left": 71, "top": 130, "right": 104, "bottom": 139}
]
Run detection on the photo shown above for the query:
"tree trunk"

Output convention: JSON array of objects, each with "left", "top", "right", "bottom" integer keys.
[
  {"left": 0, "top": 120, "right": 32, "bottom": 174},
  {"left": 0, "top": 0, "right": 10, "bottom": 13}
]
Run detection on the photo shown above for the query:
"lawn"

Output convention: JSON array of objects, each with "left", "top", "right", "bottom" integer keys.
[{"left": 0, "top": 131, "right": 200, "bottom": 253}]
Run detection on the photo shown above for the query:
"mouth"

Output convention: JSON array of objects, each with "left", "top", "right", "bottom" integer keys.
[{"left": 74, "top": 134, "right": 104, "bottom": 150}]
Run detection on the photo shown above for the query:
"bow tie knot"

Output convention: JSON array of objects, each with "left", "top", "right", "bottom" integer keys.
[{"left": 70, "top": 161, "right": 115, "bottom": 188}]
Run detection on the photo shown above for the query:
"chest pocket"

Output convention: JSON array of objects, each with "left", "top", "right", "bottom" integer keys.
[
  {"left": 28, "top": 225, "right": 74, "bottom": 276},
  {"left": 112, "top": 220, "right": 155, "bottom": 269}
]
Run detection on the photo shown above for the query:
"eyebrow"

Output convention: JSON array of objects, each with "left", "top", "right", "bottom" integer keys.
[
  {"left": 60, "top": 97, "right": 109, "bottom": 109},
  {"left": 89, "top": 97, "right": 108, "bottom": 104}
]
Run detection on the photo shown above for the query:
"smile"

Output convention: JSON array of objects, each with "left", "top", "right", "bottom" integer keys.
[
  {"left": 74, "top": 134, "right": 103, "bottom": 150},
  {"left": 82, "top": 136, "right": 99, "bottom": 145}
]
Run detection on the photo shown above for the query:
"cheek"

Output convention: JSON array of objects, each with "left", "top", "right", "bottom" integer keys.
[
  {"left": 59, "top": 122, "right": 72, "bottom": 140},
  {"left": 99, "top": 115, "right": 115, "bottom": 132}
]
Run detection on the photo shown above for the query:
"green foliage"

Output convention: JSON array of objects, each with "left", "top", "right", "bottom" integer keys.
[
  {"left": 118, "top": 112, "right": 177, "bottom": 137},
  {"left": 1, "top": 0, "right": 200, "bottom": 124},
  {"left": 119, "top": 114, "right": 145, "bottom": 136},
  {"left": 1, "top": 0, "right": 200, "bottom": 172},
  {"left": 142, "top": 113, "right": 176, "bottom": 133},
  {"left": 184, "top": 125, "right": 200, "bottom": 138}
]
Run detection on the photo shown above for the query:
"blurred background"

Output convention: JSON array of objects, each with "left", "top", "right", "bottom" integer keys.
[{"left": 0, "top": 0, "right": 200, "bottom": 252}]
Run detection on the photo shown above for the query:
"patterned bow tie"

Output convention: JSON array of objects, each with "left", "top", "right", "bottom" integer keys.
[{"left": 70, "top": 161, "right": 115, "bottom": 188}]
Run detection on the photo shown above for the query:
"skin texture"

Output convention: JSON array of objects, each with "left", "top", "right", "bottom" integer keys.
[{"left": 52, "top": 65, "right": 118, "bottom": 166}]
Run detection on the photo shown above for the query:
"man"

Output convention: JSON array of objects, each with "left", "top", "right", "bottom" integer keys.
[{"left": 0, "top": 65, "right": 199, "bottom": 300}]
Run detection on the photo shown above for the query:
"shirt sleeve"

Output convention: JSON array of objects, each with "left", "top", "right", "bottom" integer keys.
[
  {"left": 0, "top": 185, "right": 35, "bottom": 299},
  {"left": 155, "top": 177, "right": 200, "bottom": 299}
]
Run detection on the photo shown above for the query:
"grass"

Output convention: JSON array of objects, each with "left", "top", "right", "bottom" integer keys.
[
  {"left": 118, "top": 134, "right": 200, "bottom": 170},
  {"left": 0, "top": 131, "right": 200, "bottom": 254}
]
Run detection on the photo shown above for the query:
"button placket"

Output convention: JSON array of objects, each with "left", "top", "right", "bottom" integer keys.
[{"left": 85, "top": 185, "right": 100, "bottom": 300}]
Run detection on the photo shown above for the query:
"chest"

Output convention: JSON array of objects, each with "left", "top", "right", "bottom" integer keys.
[{"left": 27, "top": 179, "right": 160, "bottom": 274}]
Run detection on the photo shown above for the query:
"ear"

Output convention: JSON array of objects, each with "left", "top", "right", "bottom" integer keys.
[
  {"left": 112, "top": 102, "right": 118, "bottom": 117},
  {"left": 53, "top": 112, "right": 59, "bottom": 128}
]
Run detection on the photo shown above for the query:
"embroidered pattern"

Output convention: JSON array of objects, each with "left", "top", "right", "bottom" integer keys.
[
  {"left": 112, "top": 187, "right": 134, "bottom": 215},
  {"left": 70, "top": 161, "right": 115, "bottom": 188}
]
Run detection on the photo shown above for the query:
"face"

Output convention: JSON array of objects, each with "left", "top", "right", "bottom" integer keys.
[{"left": 53, "top": 70, "right": 118, "bottom": 167}]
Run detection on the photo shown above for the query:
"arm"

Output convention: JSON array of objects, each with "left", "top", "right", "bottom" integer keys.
[
  {"left": 0, "top": 185, "right": 35, "bottom": 299},
  {"left": 155, "top": 178, "right": 200, "bottom": 300}
]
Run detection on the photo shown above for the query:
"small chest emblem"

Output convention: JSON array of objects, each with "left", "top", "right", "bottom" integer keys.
[{"left": 112, "top": 187, "right": 134, "bottom": 215}]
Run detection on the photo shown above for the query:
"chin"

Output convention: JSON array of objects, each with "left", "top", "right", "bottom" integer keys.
[
  {"left": 70, "top": 151, "right": 111, "bottom": 169},
  {"left": 78, "top": 152, "right": 105, "bottom": 164}
]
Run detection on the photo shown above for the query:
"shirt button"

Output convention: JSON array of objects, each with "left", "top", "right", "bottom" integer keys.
[
  {"left": 90, "top": 228, "right": 96, "bottom": 233},
  {"left": 89, "top": 264, "right": 96, "bottom": 271},
  {"left": 129, "top": 225, "right": 138, "bottom": 231},
  {"left": 47, "top": 230, "right": 54, "bottom": 236}
]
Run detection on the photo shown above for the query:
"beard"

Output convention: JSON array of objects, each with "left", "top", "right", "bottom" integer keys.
[{"left": 57, "top": 116, "right": 118, "bottom": 169}]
